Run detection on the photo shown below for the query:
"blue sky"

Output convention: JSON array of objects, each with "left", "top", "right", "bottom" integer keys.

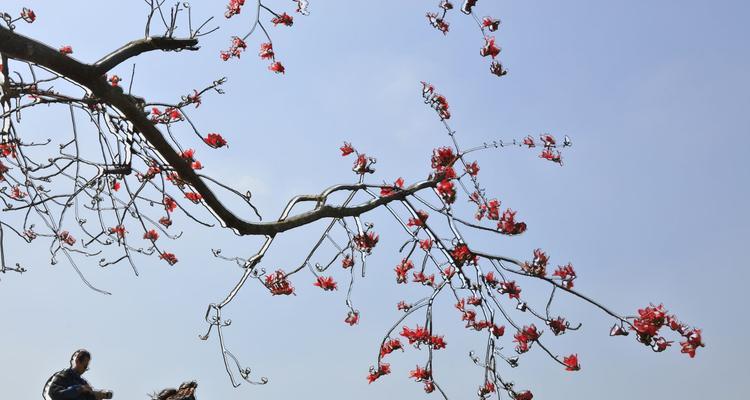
[{"left": 0, "top": 1, "right": 748, "bottom": 399}]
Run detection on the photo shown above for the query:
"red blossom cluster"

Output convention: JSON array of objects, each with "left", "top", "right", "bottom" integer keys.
[
  {"left": 426, "top": 12, "right": 450, "bottom": 34},
  {"left": 380, "top": 177, "right": 404, "bottom": 197},
  {"left": 159, "top": 252, "right": 178, "bottom": 266},
  {"left": 548, "top": 317, "right": 568, "bottom": 336},
  {"left": 58, "top": 231, "right": 76, "bottom": 246},
  {"left": 482, "top": 16, "right": 501, "bottom": 32},
  {"left": 380, "top": 338, "right": 403, "bottom": 358},
  {"left": 497, "top": 208, "right": 527, "bottom": 235},
  {"left": 341, "top": 254, "right": 354, "bottom": 269},
  {"left": 143, "top": 229, "right": 159, "bottom": 241},
  {"left": 407, "top": 210, "right": 429, "bottom": 228},
  {"left": 450, "top": 243, "right": 477, "bottom": 267},
  {"left": 480, "top": 37, "right": 500, "bottom": 58},
  {"left": 271, "top": 12, "right": 293, "bottom": 27},
  {"left": 522, "top": 248, "right": 549, "bottom": 277},
  {"left": 313, "top": 276, "right": 337, "bottom": 291},
  {"left": 344, "top": 310, "right": 360, "bottom": 326},
  {"left": 353, "top": 231, "right": 379, "bottom": 254},
  {"left": 265, "top": 270, "right": 294, "bottom": 295},
  {"left": 204, "top": 133, "right": 227, "bottom": 148},
  {"left": 108, "top": 75, "right": 121, "bottom": 87},
  {"left": 150, "top": 107, "right": 182, "bottom": 124},
  {"left": 513, "top": 324, "right": 540, "bottom": 354},
  {"left": 20, "top": 7, "right": 36, "bottom": 23},
  {"left": 108, "top": 225, "right": 127, "bottom": 239},
  {"left": 421, "top": 81, "right": 451, "bottom": 120},
  {"left": 631, "top": 304, "right": 704, "bottom": 356},
  {"left": 59, "top": 45, "right": 73, "bottom": 55},
  {"left": 553, "top": 263, "right": 576, "bottom": 289},
  {"left": 400, "top": 325, "right": 446, "bottom": 351},
  {"left": 367, "top": 363, "right": 391, "bottom": 384},
  {"left": 394, "top": 259, "right": 414, "bottom": 283},
  {"left": 0, "top": 142, "right": 17, "bottom": 158},
  {"left": 220, "top": 37, "right": 247, "bottom": 61},
  {"left": 499, "top": 280, "right": 522, "bottom": 300},
  {"left": 224, "top": 0, "right": 245, "bottom": 19}
]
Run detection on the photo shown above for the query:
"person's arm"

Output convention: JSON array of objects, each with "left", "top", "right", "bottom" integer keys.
[{"left": 45, "top": 374, "right": 86, "bottom": 400}]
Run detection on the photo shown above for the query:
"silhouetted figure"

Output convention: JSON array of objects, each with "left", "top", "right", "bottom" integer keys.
[{"left": 43, "top": 349, "right": 113, "bottom": 400}]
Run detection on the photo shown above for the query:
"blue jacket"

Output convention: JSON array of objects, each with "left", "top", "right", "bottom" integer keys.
[{"left": 42, "top": 368, "right": 96, "bottom": 400}]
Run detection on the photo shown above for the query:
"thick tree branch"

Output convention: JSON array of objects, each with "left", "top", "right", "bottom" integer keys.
[
  {"left": 0, "top": 26, "right": 436, "bottom": 237},
  {"left": 94, "top": 36, "right": 199, "bottom": 75}
]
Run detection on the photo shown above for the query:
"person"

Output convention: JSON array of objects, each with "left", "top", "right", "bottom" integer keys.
[{"left": 43, "top": 349, "right": 113, "bottom": 400}]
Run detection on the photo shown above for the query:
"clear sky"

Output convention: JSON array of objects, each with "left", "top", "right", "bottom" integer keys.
[{"left": 1, "top": 1, "right": 748, "bottom": 399}]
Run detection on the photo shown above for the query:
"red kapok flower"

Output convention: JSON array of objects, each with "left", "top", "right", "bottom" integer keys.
[
  {"left": 465, "top": 160, "right": 480, "bottom": 176},
  {"left": 482, "top": 17, "right": 501, "bottom": 32},
  {"left": 345, "top": 310, "right": 360, "bottom": 325},
  {"left": 367, "top": 363, "right": 390, "bottom": 383},
  {"left": 164, "top": 196, "right": 177, "bottom": 213},
  {"left": 353, "top": 231, "right": 379, "bottom": 253},
  {"left": 58, "top": 231, "right": 76, "bottom": 246},
  {"left": 341, "top": 254, "right": 354, "bottom": 269},
  {"left": 185, "top": 192, "right": 202, "bottom": 203},
  {"left": 271, "top": 12, "right": 294, "bottom": 26},
  {"left": 407, "top": 210, "right": 429, "bottom": 227},
  {"left": 265, "top": 269, "right": 294, "bottom": 295},
  {"left": 21, "top": 8, "right": 36, "bottom": 23},
  {"left": 680, "top": 329, "right": 704, "bottom": 358},
  {"left": 563, "top": 354, "right": 581, "bottom": 371},
  {"left": 380, "top": 339, "right": 403, "bottom": 358},
  {"left": 515, "top": 390, "right": 534, "bottom": 400},
  {"left": 225, "top": 0, "right": 245, "bottom": 18},
  {"left": 159, "top": 217, "right": 172, "bottom": 228},
  {"left": 269, "top": 61, "right": 286, "bottom": 74},
  {"left": 499, "top": 280, "right": 522, "bottom": 299},
  {"left": 59, "top": 45, "right": 73, "bottom": 55},
  {"left": 419, "top": 238, "right": 433, "bottom": 250},
  {"left": 160, "top": 252, "right": 178, "bottom": 265},
  {"left": 523, "top": 135, "right": 536, "bottom": 148},
  {"left": 340, "top": 142, "right": 355, "bottom": 156},
  {"left": 259, "top": 42, "right": 274, "bottom": 59},
  {"left": 143, "top": 229, "right": 159, "bottom": 241},
  {"left": 553, "top": 263, "right": 576, "bottom": 289},
  {"left": 394, "top": 259, "right": 414, "bottom": 284},
  {"left": 313, "top": 276, "right": 338, "bottom": 291},
  {"left": 436, "top": 179, "right": 456, "bottom": 204},
  {"left": 548, "top": 317, "right": 567, "bottom": 335},
  {"left": 108, "top": 75, "right": 121, "bottom": 87},
  {"left": 498, "top": 208, "right": 527, "bottom": 235},
  {"left": 480, "top": 37, "right": 501, "bottom": 58},
  {"left": 409, "top": 365, "right": 432, "bottom": 381},
  {"left": 109, "top": 225, "right": 127, "bottom": 239},
  {"left": 204, "top": 133, "right": 227, "bottom": 148}
]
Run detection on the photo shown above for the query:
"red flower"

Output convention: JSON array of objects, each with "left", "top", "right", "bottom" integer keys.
[
  {"left": 341, "top": 254, "right": 354, "bottom": 269},
  {"left": 268, "top": 61, "right": 285, "bottom": 74},
  {"left": 407, "top": 210, "right": 429, "bottom": 227},
  {"left": 394, "top": 259, "right": 414, "bottom": 284},
  {"left": 397, "top": 301, "right": 411, "bottom": 311},
  {"left": 59, "top": 45, "right": 73, "bottom": 55},
  {"left": 367, "top": 363, "right": 390, "bottom": 383},
  {"left": 109, "top": 225, "right": 127, "bottom": 239},
  {"left": 265, "top": 269, "right": 295, "bottom": 295},
  {"left": 563, "top": 354, "right": 581, "bottom": 371},
  {"left": 412, "top": 272, "right": 435, "bottom": 286},
  {"left": 191, "top": 160, "right": 203, "bottom": 170},
  {"left": 409, "top": 365, "right": 432, "bottom": 381},
  {"left": 225, "top": 0, "right": 245, "bottom": 18},
  {"left": 204, "top": 133, "right": 227, "bottom": 148},
  {"left": 523, "top": 135, "right": 536, "bottom": 148},
  {"left": 58, "top": 231, "right": 76, "bottom": 246},
  {"left": 143, "top": 229, "right": 159, "bottom": 241},
  {"left": 380, "top": 339, "right": 403, "bottom": 358},
  {"left": 632, "top": 304, "right": 668, "bottom": 343},
  {"left": 436, "top": 179, "right": 456, "bottom": 204},
  {"left": 111, "top": 180, "right": 121, "bottom": 192},
  {"left": 680, "top": 329, "right": 704, "bottom": 358},
  {"left": 465, "top": 160, "right": 480, "bottom": 176},
  {"left": 258, "top": 43, "right": 275, "bottom": 60},
  {"left": 421, "top": 83, "right": 451, "bottom": 119},
  {"left": 514, "top": 325, "right": 540, "bottom": 353},
  {"left": 187, "top": 90, "right": 202, "bottom": 107},
  {"left": 426, "top": 13, "right": 450, "bottom": 35},
  {"left": 164, "top": 196, "right": 177, "bottom": 213},
  {"left": 419, "top": 238, "right": 433, "bottom": 250},
  {"left": 548, "top": 317, "right": 567, "bottom": 335},
  {"left": 313, "top": 276, "right": 338, "bottom": 291},
  {"left": 484, "top": 271, "right": 499, "bottom": 288},
  {"left": 486, "top": 199, "right": 501, "bottom": 220},
  {"left": 159, "top": 217, "right": 172, "bottom": 228},
  {"left": 540, "top": 134, "right": 556, "bottom": 147},
  {"left": 482, "top": 17, "right": 501, "bottom": 32},
  {"left": 499, "top": 281, "right": 522, "bottom": 299},
  {"left": 480, "top": 37, "right": 501, "bottom": 58},
  {"left": 381, "top": 177, "right": 404, "bottom": 196},
  {"left": 480, "top": 381, "right": 496, "bottom": 396},
  {"left": 461, "top": 0, "right": 478, "bottom": 14},
  {"left": 160, "top": 252, "right": 178, "bottom": 265},
  {"left": 522, "top": 248, "right": 549, "bottom": 277},
  {"left": 423, "top": 381, "right": 435, "bottom": 393},
  {"left": 491, "top": 324, "right": 506, "bottom": 338},
  {"left": 540, "top": 149, "right": 563, "bottom": 165},
  {"left": 180, "top": 148, "right": 195, "bottom": 161},
  {"left": 340, "top": 142, "right": 355, "bottom": 156},
  {"left": 10, "top": 186, "right": 26, "bottom": 199},
  {"left": 429, "top": 335, "right": 447, "bottom": 350},
  {"left": 353, "top": 231, "right": 379, "bottom": 253},
  {"left": 400, "top": 325, "right": 431, "bottom": 346},
  {"left": 440, "top": 1, "right": 453, "bottom": 10},
  {"left": 451, "top": 243, "right": 477, "bottom": 266},
  {"left": 185, "top": 192, "right": 202, "bottom": 203},
  {"left": 20, "top": 8, "right": 36, "bottom": 23},
  {"left": 271, "top": 12, "right": 294, "bottom": 26},
  {"left": 108, "top": 75, "right": 121, "bottom": 87},
  {"left": 353, "top": 154, "right": 374, "bottom": 174},
  {"left": 515, "top": 390, "right": 534, "bottom": 400},
  {"left": 553, "top": 263, "right": 576, "bottom": 289},
  {"left": 497, "top": 208, "right": 527, "bottom": 235},
  {"left": 0, "top": 142, "right": 17, "bottom": 158},
  {"left": 345, "top": 310, "right": 360, "bottom": 325},
  {"left": 490, "top": 60, "right": 508, "bottom": 77}
]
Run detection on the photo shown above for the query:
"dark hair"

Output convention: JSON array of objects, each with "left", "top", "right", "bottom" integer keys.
[{"left": 71, "top": 349, "right": 91, "bottom": 364}]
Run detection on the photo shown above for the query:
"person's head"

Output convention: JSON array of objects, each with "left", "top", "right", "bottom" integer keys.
[{"left": 69, "top": 349, "right": 91, "bottom": 375}]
